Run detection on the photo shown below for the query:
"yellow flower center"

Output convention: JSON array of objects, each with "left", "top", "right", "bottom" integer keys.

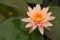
[{"left": 33, "top": 13, "right": 44, "bottom": 22}]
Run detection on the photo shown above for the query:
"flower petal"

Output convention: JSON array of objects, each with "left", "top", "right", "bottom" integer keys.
[
  {"left": 25, "top": 23, "right": 32, "bottom": 28},
  {"left": 21, "top": 18, "right": 31, "bottom": 22},
  {"left": 36, "top": 4, "right": 41, "bottom": 11},
  {"left": 27, "top": 12, "right": 31, "bottom": 17},
  {"left": 49, "top": 16, "right": 55, "bottom": 20},
  {"left": 28, "top": 6, "right": 32, "bottom": 12},
  {"left": 42, "top": 22, "right": 53, "bottom": 27},
  {"left": 47, "top": 12, "right": 52, "bottom": 16},
  {"left": 42, "top": 7, "right": 49, "bottom": 13},
  {"left": 29, "top": 25, "right": 37, "bottom": 33},
  {"left": 38, "top": 26, "right": 44, "bottom": 35},
  {"left": 44, "top": 12, "right": 52, "bottom": 21},
  {"left": 32, "top": 4, "right": 41, "bottom": 14}
]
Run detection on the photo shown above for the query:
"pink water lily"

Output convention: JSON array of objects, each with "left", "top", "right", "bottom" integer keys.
[{"left": 21, "top": 4, "right": 55, "bottom": 35}]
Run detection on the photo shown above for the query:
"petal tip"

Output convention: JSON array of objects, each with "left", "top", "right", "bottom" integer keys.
[
  {"left": 40, "top": 31, "right": 44, "bottom": 35},
  {"left": 25, "top": 23, "right": 32, "bottom": 28},
  {"left": 28, "top": 6, "right": 32, "bottom": 11},
  {"left": 36, "top": 3, "right": 40, "bottom": 6}
]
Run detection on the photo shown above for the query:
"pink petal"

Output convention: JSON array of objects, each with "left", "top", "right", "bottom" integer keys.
[
  {"left": 36, "top": 4, "right": 41, "bottom": 11},
  {"left": 32, "top": 4, "right": 41, "bottom": 14},
  {"left": 29, "top": 25, "right": 37, "bottom": 33},
  {"left": 27, "top": 11, "right": 35, "bottom": 18},
  {"left": 28, "top": 6, "right": 32, "bottom": 12},
  {"left": 42, "top": 7, "right": 49, "bottom": 13},
  {"left": 27, "top": 12, "right": 31, "bottom": 17},
  {"left": 42, "top": 22, "right": 53, "bottom": 27},
  {"left": 49, "top": 16, "right": 55, "bottom": 20},
  {"left": 45, "top": 12, "right": 52, "bottom": 19},
  {"left": 38, "top": 26, "right": 44, "bottom": 35},
  {"left": 27, "top": 10, "right": 35, "bottom": 18},
  {"left": 21, "top": 18, "right": 31, "bottom": 22},
  {"left": 47, "top": 12, "right": 52, "bottom": 16},
  {"left": 25, "top": 23, "right": 32, "bottom": 28},
  {"left": 43, "top": 12, "right": 52, "bottom": 21}
]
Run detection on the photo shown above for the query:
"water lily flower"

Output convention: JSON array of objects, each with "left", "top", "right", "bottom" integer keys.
[{"left": 21, "top": 4, "right": 55, "bottom": 35}]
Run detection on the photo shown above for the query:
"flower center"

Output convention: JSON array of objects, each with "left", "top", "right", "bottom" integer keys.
[{"left": 33, "top": 13, "right": 44, "bottom": 22}]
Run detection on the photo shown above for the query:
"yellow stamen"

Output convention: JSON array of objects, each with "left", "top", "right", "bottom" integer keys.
[{"left": 33, "top": 13, "right": 43, "bottom": 22}]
